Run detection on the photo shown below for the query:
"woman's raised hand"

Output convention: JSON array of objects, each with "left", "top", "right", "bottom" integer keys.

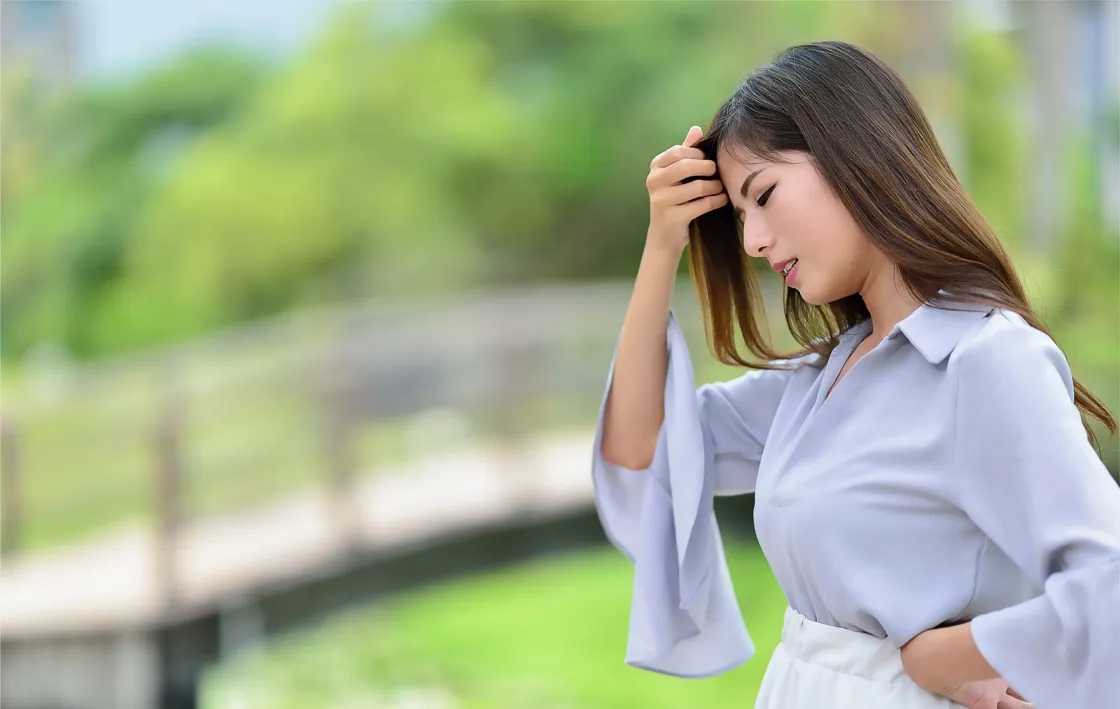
[{"left": 644, "top": 125, "right": 728, "bottom": 256}]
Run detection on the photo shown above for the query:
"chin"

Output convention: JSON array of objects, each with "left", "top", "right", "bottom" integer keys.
[
  {"left": 794, "top": 284, "right": 827, "bottom": 306},
  {"left": 794, "top": 276, "right": 853, "bottom": 307}
]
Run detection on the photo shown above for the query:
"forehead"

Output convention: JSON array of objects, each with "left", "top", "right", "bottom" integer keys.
[
  {"left": 716, "top": 143, "right": 768, "bottom": 183},
  {"left": 716, "top": 141, "right": 765, "bottom": 164},
  {"left": 716, "top": 144, "right": 775, "bottom": 220}
]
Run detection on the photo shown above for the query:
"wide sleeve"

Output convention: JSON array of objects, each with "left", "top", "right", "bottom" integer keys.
[
  {"left": 590, "top": 308, "right": 795, "bottom": 677},
  {"left": 950, "top": 320, "right": 1120, "bottom": 709}
]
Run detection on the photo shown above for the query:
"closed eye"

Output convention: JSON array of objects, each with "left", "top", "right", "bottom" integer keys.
[
  {"left": 756, "top": 184, "right": 776, "bottom": 207},
  {"left": 734, "top": 183, "right": 776, "bottom": 223}
]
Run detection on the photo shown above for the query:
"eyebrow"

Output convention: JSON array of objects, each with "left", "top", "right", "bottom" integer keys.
[{"left": 733, "top": 168, "right": 765, "bottom": 219}]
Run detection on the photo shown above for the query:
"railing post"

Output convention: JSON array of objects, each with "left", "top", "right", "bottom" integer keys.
[
  {"left": 1, "top": 417, "right": 21, "bottom": 559},
  {"left": 322, "top": 331, "right": 359, "bottom": 554},
  {"left": 491, "top": 333, "right": 543, "bottom": 506},
  {"left": 154, "top": 386, "right": 184, "bottom": 609}
]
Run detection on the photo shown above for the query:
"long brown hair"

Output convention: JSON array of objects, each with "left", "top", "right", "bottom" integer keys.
[{"left": 686, "top": 41, "right": 1116, "bottom": 449}]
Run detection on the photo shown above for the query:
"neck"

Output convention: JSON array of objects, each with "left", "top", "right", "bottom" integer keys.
[{"left": 858, "top": 258, "right": 923, "bottom": 342}]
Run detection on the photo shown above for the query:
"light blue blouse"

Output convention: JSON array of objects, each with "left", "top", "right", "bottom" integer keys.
[{"left": 591, "top": 297, "right": 1120, "bottom": 709}]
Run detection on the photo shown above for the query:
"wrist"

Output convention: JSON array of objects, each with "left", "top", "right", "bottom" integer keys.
[
  {"left": 642, "top": 238, "right": 685, "bottom": 265},
  {"left": 901, "top": 630, "right": 939, "bottom": 691}
]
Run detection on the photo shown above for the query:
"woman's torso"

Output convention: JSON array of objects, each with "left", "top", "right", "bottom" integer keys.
[{"left": 751, "top": 306, "right": 1038, "bottom": 649}]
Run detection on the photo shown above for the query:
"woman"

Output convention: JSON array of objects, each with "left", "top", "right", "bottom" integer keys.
[{"left": 592, "top": 41, "right": 1119, "bottom": 709}]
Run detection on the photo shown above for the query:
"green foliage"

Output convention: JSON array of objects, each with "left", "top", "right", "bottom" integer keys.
[
  {"left": 3, "top": 1, "right": 906, "bottom": 360},
  {"left": 957, "top": 28, "right": 1030, "bottom": 248},
  {"left": 2, "top": 48, "right": 267, "bottom": 358},
  {"left": 1048, "top": 132, "right": 1120, "bottom": 471}
]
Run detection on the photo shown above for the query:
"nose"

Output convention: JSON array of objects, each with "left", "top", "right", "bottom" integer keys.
[{"left": 741, "top": 218, "right": 774, "bottom": 258}]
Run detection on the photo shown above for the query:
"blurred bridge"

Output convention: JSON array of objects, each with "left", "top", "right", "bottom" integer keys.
[
  {"left": 1, "top": 429, "right": 604, "bottom": 709},
  {"left": 0, "top": 283, "right": 739, "bottom": 709}
]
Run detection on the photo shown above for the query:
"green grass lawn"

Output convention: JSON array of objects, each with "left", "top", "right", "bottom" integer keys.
[{"left": 201, "top": 539, "right": 788, "bottom": 709}]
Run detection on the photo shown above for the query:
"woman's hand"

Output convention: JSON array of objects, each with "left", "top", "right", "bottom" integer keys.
[
  {"left": 645, "top": 125, "right": 728, "bottom": 256},
  {"left": 931, "top": 677, "right": 1033, "bottom": 709}
]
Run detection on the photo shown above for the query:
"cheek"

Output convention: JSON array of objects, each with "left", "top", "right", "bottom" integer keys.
[
  {"left": 770, "top": 194, "right": 833, "bottom": 258},
  {"left": 782, "top": 183, "right": 862, "bottom": 259},
  {"left": 776, "top": 195, "right": 867, "bottom": 301}
]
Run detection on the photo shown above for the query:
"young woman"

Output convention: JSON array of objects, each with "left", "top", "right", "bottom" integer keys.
[{"left": 592, "top": 41, "right": 1119, "bottom": 709}]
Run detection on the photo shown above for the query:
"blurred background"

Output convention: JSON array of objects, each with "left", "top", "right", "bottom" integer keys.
[{"left": 1, "top": 1, "right": 1116, "bottom": 708}]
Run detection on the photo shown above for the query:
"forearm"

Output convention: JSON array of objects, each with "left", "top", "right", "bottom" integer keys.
[
  {"left": 901, "top": 622, "right": 1001, "bottom": 693},
  {"left": 600, "top": 238, "right": 682, "bottom": 469}
]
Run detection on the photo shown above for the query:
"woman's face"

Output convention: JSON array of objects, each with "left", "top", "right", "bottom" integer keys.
[{"left": 716, "top": 145, "right": 880, "bottom": 306}]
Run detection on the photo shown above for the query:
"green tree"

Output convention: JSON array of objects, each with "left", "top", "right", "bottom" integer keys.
[{"left": 1, "top": 48, "right": 266, "bottom": 359}]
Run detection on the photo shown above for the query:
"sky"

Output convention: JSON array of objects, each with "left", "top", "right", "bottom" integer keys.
[{"left": 70, "top": 0, "right": 436, "bottom": 81}]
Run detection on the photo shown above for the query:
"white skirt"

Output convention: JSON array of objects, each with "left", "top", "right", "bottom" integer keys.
[{"left": 755, "top": 606, "right": 960, "bottom": 708}]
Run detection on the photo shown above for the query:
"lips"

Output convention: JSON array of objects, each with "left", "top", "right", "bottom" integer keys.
[
  {"left": 772, "top": 258, "right": 798, "bottom": 277},
  {"left": 784, "top": 259, "right": 799, "bottom": 285}
]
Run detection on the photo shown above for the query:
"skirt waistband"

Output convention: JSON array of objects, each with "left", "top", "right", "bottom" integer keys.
[{"left": 780, "top": 606, "right": 909, "bottom": 683}]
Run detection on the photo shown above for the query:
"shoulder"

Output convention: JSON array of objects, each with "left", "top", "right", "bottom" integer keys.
[{"left": 948, "top": 308, "right": 1074, "bottom": 399}]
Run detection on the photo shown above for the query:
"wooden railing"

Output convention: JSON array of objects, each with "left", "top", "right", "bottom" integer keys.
[{"left": 0, "top": 282, "right": 720, "bottom": 608}]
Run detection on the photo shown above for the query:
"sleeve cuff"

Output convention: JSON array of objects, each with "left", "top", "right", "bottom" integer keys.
[{"left": 970, "top": 558, "right": 1120, "bottom": 709}]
